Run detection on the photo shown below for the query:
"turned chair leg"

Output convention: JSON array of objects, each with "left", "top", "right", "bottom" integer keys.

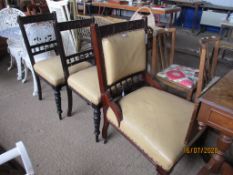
[
  {"left": 93, "top": 106, "right": 101, "bottom": 142},
  {"left": 66, "top": 87, "right": 72, "bottom": 117},
  {"left": 35, "top": 74, "right": 42, "bottom": 100},
  {"left": 102, "top": 114, "right": 109, "bottom": 144},
  {"left": 54, "top": 87, "right": 62, "bottom": 120}
]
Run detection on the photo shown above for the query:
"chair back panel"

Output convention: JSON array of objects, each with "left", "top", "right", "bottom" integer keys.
[
  {"left": 18, "top": 13, "right": 57, "bottom": 66},
  {"left": 54, "top": 18, "right": 94, "bottom": 79},
  {"left": 185, "top": 36, "right": 220, "bottom": 143},
  {"left": 195, "top": 36, "right": 220, "bottom": 103},
  {"left": 151, "top": 28, "right": 176, "bottom": 74},
  {"left": 102, "top": 29, "right": 146, "bottom": 86},
  {"left": 0, "top": 7, "right": 25, "bottom": 31},
  {"left": 46, "top": 0, "right": 77, "bottom": 55},
  {"left": 91, "top": 19, "right": 147, "bottom": 96},
  {"left": 26, "top": 21, "right": 56, "bottom": 59}
]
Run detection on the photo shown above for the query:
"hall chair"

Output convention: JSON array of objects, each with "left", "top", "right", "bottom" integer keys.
[
  {"left": 18, "top": 13, "right": 91, "bottom": 120},
  {"left": 54, "top": 18, "right": 102, "bottom": 142},
  {"left": 152, "top": 28, "right": 220, "bottom": 101},
  {"left": 91, "top": 19, "right": 220, "bottom": 174}
]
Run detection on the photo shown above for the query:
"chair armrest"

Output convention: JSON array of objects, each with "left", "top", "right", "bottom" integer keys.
[
  {"left": 200, "top": 76, "right": 220, "bottom": 97},
  {"left": 144, "top": 73, "right": 162, "bottom": 90},
  {"left": 102, "top": 93, "right": 123, "bottom": 127}
]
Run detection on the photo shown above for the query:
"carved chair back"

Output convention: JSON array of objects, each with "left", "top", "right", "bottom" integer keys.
[
  {"left": 91, "top": 19, "right": 150, "bottom": 101},
  {"left": 184, "top": 36, "right": 220, "bottom": 143},
  {"left": 0, "top": 7, "right": 25, "bottom": 31},
  {"left": 195, "top": 36, "right": 220, "bottom": 103},
  {"left": 54, "top": 18, "right": 94, "bottom": 80},
  {"left": 151, "top": 27, "right": 176, "bottom": 74},
  {"left": 18, "top": 13, "right": 57, "bottom": 66}
]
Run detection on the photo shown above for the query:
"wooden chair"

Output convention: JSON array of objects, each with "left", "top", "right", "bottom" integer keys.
[
  {"left": 152, "top": 28, "right": 220, "bottom": 101},
  {"left": 91, "top": 19, "right": 220, "bottom": 174},
  {"left": 54, "top": 18, "right": 102, "bottom": 142},
  {"left": 18, "top": 13, "right": 91, "bottom": 120}
]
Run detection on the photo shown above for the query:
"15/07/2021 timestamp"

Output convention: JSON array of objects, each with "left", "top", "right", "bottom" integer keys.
[{"left": 184, "top": 147, "right": 219, "bottom": 154}]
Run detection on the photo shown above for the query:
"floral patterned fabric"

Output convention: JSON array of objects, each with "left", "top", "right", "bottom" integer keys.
[{"left": 157, "top": 64, "right": 199, "bottom": 89}]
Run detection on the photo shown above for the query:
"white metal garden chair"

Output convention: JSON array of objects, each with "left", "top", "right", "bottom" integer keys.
[{"left": 0, "top": 7, "right": 25, "bottom": 80}]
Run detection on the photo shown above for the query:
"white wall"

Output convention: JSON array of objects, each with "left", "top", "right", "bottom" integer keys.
[{"left": 203, "top": 0, "right": 233, "bottom": 7}]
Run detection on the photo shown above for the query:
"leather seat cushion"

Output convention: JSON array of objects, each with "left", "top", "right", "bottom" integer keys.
[
  {"left": 34, "top": 56, "right": 91, "bottom": 86},
  {"left": 107, "top": 86, "right": 195, "bottom": 171},
  {"left": 67, "top": 66, "right": 101, "bottom": 105}
]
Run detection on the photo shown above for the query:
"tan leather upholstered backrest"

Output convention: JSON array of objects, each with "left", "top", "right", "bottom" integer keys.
[{"left": 102, "top": 29, "right": 146, "bottom": 86}]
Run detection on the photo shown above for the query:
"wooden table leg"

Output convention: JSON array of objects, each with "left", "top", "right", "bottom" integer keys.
[
  {"left": 192, "top": 5, "right": 198, "bottom": 33},
  {"left": 168, "top": 12, "right": 174, "bottom": 27},
  {"left": 197, "top": 134, "right": 232, "bottom": 175}
]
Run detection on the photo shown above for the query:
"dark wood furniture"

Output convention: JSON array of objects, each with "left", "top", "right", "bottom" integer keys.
[
  {"left": 54, "top": 18, "right": 102, "bottom": 142},
  {"left": 90, "top": 19, "right": 207, "bottom": 174},
  {"left": 91, "top": 2, "right": 181, "bottom": 26},
  {"left": 18, "top": 13, "right": 90, "bottom": 120},
  {"left": 197, "top": 69, "right": 233, "bottom": 175},
  {"left": 153, "top": 30, "right": 220, "bottom": 102}
]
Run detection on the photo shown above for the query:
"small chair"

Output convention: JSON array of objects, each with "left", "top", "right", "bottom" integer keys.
[
  {"left": 153, "top": 28, "right": 220, "bottom": 101},
  {"left": 18, "top": 13, "right": 91, "bottom": 120},
  {"left": 0, "top": 141, "right": 34, "bottom": 175},
  {"left": 54, "top": 18, "right": 101, "bottom": 142},
  {"left": 91, "top": 19, "right": 220, "bottom": 174},
  {"left": 0, "top": 7, "right": 25, "bottom": 80}
]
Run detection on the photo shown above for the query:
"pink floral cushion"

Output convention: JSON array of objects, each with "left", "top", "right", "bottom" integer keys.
[{"left": 157, "top": 64, "right": 199, "bottom": 89}]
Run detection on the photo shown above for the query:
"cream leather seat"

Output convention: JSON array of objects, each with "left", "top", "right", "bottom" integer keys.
[
  {"left": 67, "top": 66, "right": 101, "bottom": 105},
  {"left": 34, "top": 56, "right": 91, "bottom": 86},
  {"left": 107, "top": 86, "right": 194, "bottom": 171}
]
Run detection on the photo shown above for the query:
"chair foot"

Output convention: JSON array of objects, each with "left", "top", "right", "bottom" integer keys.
[
  {"left": 96, "top": 135, "right": 99, "bottom": 143},
  {"left": 156, "top": 166, "right": 169, "bottom": 175},
  {"left": 93, "top": 106, "right": 101, "bottom": 143},
  {"left": 54, "top": 88, "right": 63, "bottom": 120}
]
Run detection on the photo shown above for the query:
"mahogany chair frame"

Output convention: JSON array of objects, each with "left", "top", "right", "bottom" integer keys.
[
  {"left": 91, "top": 19, "right": 173, "bottom": 174},
  {"left": 18, "top": 13, "right": 65, "bottom": 120},
  {"left": 54, "top": 18, "right": 102, "bottom": 142},
  {"left": 91, "top": 19, "right": 221, "bottom": 174}
]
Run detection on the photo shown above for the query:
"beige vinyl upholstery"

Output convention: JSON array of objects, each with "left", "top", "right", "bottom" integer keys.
[
  {"left": 107, "top": 86, "right": 195, "bottom": 171},
  {"left": 34, "top": 56, "right": 91, "bottom": 86},
  {"left": 102, "top": 29, "right": 146, "bottom": 86},
  {"left": 67, "top": 66, "right": 101, "bottom": 105}
]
